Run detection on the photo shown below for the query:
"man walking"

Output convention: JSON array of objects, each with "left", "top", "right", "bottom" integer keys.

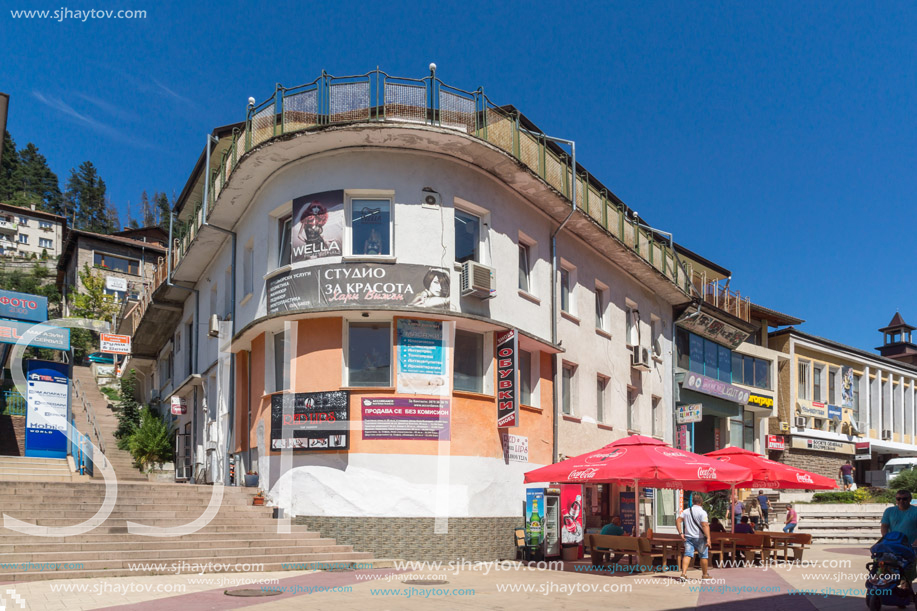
[
  {"left": 757, "top": 490, "right": 770, "bottom": 528},
  {"left": 676, "top": 494, "right": 712, "bottom": 581},
  {"left": 839, "top": 460, "right": 855, "bottom": 491}
]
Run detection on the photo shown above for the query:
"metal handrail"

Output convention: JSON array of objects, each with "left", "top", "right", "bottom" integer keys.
[
  {"left": 158, "top": 68, "right": 693, "bottom": 298},
  {"left": 73, "top": 377, "right": 107, "bottom": 467}
]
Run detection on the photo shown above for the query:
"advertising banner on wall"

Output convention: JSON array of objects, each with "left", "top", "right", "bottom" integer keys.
[
  {"left": 0, "top": 320, "right": 70, "bottom": 351},
  {"left": 496, "top": 329, "right": 519, "bottom": 428},
  {"left": 560, "top": 484, "right": 584, "bottom": 556},
  {"left": 25, "top": 360, "right": 70, "bottom": 458},
  {"left": 270, "top": 390, "right": 350, "bottom": 450},
  {"left": 682, "top": 371, "right": 750, "bottom": 404},
  {"left": 0, "top": 289, "right": 48, "bottom": 323},
  {"left": 170, "top": 396, "right": 187, "bottom": 415},
  {"left": 525, "top": 488, "right": 545, "bottom": 546},
  {"left": 791, "top": 436, "right": 854, "bottom": 454},
  {"left": 290, "top": 190, "right": 344, "bottom": 262},
  {"left": 841, "top": 366, "right": 855, "bottom": 408},
  {"left": 827, "top": 404, "right": 842, "bottom": 421},
  {"left": 267, "top": 263, "right": 452, "bottom": 314},
  {"left": 100, "top": 333, "right": 131, "bottom": 355},
  {"left": 676, "top": 403, "right": 702, "bottom": 424},
  {"left": 361, "top": 397, "right": 450, "bottom": 441},
  {"left": 619, "top": 491, "right": 637, "bottom": 536},
  {"left": 396, "top": 319, "right": 452, "bottom": 396},
  {"left": 676, "top": 310, "right": 749, "bottom": 349},
  {"left": 766, "top": 435, "right": 786, "bottom": 450},
  {"left": 501, "top": 433, "right": 528, "bottom": 463},
  {"left": 798, "top": 400, "right": 828, "bottom": 419}
]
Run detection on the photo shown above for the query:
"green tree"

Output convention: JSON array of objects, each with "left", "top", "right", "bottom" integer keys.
[
  {"left": 10, "top": 143, "right": 62, "bottom": 212},
  {"left": 0, "top": 131, "right": 19, "bottom": 201},
  {"left": 64, "top": 161, "right": 108, "bottom": 232},
  {"left": 115, "top": 369, "right": 143, "bottom": 449},
  {"left": 127, "top": 406, "right": 174, "bottom": 469},
  {"left": 890, "top": 469, "right": 917, "bottom": 496},
  {"left": 68, "top": 264, "right": 120, "bottom": 358},
  {"left": 140, "top": 190, "right": 156, "bottom": 227},
  {"left": 155, "top": 191, "right": 171, "bottom": 232},
  {"left": 105, "top": 200, "right": 121, "bottom": 233}
]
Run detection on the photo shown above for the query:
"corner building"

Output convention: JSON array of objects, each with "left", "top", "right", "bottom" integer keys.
[{"left": 125, "top": 71, "right": 697, "bottom": 560}]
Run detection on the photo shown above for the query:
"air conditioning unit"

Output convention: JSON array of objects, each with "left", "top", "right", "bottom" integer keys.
[
  {"left": 630, "top": 345, "right": 651, "bottom": 372},
  {"left": 795, "top": 416, "right": 807, "bottom": 428},
  {"left": 461, "top": 260, "right": 495, "bottom": 298},
  {"left": 882, "top": 429, "right": 893, "bottom": 440},
  {"left": 421, "top": 188, "right": 441, "bottom": 208},
  {"left": 779, "top": 421, "right": 790, "bottom": 432},
  {"left": 208, "top": 314, "right": 221, "bottom": 337},
  {"left": 855, "top": 421, "right": 867, "bottom": 437}
]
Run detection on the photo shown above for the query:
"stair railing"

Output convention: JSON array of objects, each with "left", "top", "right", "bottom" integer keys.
[{"left": 73, "top": 377, "right": 108, "bottom": 469}]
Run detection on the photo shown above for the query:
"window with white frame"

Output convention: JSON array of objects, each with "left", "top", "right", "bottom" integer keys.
[
  {"left": 596, "top": 375, "right": 608, "bottom": 423},
  {"left": 243, "top": 241, "right": 254, "bottom": 297},
  {"left": 595, "top": 282, "right": 608, "bottom": 331},
  {"left": 518, "top": 242, "right": 531, "bottom": 293},
  {"left": 18, "top": 234, "right": 28, "bottom": 244},
  {"left": 454, "top": 208, "right": 481, "bottom": 263},
  {"left": 562, "top": 362, "right": 576, "bottom": 415},
  {"left": 39, "top": 221, "right": 52, "bottom": 229},
  {"left": 652, "top": 395, "right": 661, "bottom": 437},
  {"left": 627, "top": 386, "right": 638, "bottom": 430},
  {"left": 829, "top": 367, "right": 839, "bottom": 404},
  {"left": 626, "top": 303, "right": 640, "bottom": 347},
  {"left": 650, "top": 315, "right": 662, "bottom": 356},
  {"left": 348, "top": 197, "right": 392, "bottom": 256},
  {"left": 346, "top": 321, "right": 391, "bottom": 387},
  {"left": 560, "top": 264, "right": 575, "bottom": 315},
  {"left": 454, "top": 330, "right": 484, "bottom": 393},
  {"left": 39, "top": 238, "right": 53, "bottom": 249},
  {"left": 798, "top": 360, "right": 810, "bottom": 400},
  {"left": 19, "top": 217, "right": 28, "bottom": 225},
  {"left": 813, "top": 364, "right": 825, "bottom": 402},
  {"left": 519, "top": 349, "right": 533, "bottom": 406}
]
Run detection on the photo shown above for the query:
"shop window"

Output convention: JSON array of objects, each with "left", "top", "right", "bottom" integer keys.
[
  {"left": 716, "top": 344, "right": 731, "bottom": 382},
  {"left": 278, "top": 216, "right": 292, "bottom": 267},
  {"left": 454, "top": 208, "right": 480, "bottom": 263},
  {"left": 347, "top": 322, "right": 392, "bottom": 387},
  {"left": 453, "top": 330, "right": 484, "bottom": 393},
  {"left": 562, "top": 363, "right": 576, "bottom": 415},
  {"left": 754, "top": 359, "right": 770, "bottom": 390},
  {"left": 519, "top": 350, "right": 533, "bottom": 406},
  {"left": 656, "top": 490, "right": 676, "bottom": 527},
  {"left": 689, "top": 332, "right": 704, "bottom": 374},
  {"left": 94, "top": 251, "right": 139, "bottom": 275},
  {"left": 349, "top": 198, "right": 391, "bottom": 256},
  {"left": 743, "top": 410, "right": 754, "bottom": 450},
  {"left": 518, "top": 242, "right": 531, "bottom": 293}
]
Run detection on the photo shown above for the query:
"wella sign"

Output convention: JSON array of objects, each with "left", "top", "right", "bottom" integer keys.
[{"left": 0, "top": 289, "right": 48, "bottom": 323}]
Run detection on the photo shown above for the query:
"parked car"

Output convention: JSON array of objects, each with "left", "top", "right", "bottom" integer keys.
[
  {"left": 884, "top": 458, "right": 917, "bottom": 482},
  {"left": 83, "top": 352, "right": 114, "bottom": 366}
]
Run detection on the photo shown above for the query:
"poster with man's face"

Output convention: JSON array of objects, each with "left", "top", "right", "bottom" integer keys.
[{"left": 291, "top": 190, "right": 344, "bottom": 263}]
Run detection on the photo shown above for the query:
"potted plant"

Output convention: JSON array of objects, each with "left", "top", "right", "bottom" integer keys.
[
  {"left": 244, "top": 471, "right": 259, "bottom": 487},
  {"left": 252, "top": 491, "right": 265, "bottom": 506}
]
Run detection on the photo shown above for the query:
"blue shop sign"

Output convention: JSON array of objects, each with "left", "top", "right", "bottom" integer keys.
[
  {"left": 0, "top": 319, "right": 71, "bottom": 351},
  {"left": 0, "top": 289, "right": 48, "bottom": 323},
  {"left": 827, "top": 404, "right": 842, "bottom": 421}
]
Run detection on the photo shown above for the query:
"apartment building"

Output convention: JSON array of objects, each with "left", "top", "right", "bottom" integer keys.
[{"left": 0, "top": 202, "right": 65, "bottom": 259}]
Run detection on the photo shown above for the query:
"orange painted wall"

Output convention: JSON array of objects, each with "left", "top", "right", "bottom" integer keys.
[{"left": 244, "top": 316, "right": 554, "bottom": 463}]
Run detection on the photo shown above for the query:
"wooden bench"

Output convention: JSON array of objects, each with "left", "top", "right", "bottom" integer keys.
[
  {"left": 722, "top": 533, "right": 774, "bottom": 564},
  {"left": 587, "top": 534, "right": 665, "bottom": 570},
  {"left": 768, "top": 532, "right": 811, "bottom": 562}
]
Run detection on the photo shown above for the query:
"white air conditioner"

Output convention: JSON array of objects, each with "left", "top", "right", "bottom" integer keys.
[
  {"left": 795, "top": 416, "right": 807, "bottom": 428},
  {"left": 461, "top": 260, "right": 495, "bottom": 298},
  {"left": 630, "top": 345, "right": 651, "bottom": 372},
  {"left": 882, "top": 429, "right": 893, "bottom": 440},
  {"left": 779, "top": 421, "right": 790, "bottom": 432},
  {"left": 208, "top": 314, "right": 220, "bottom": 337}
]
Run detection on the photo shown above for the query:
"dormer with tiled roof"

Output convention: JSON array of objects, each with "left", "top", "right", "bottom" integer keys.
[{"left": 877, "top": 312, "right": 917, "bottom": 366}]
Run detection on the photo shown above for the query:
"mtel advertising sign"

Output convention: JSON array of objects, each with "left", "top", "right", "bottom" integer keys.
[
  {"left": 0, "top": 289, "right": 48, "bottom": 323},
  {"left": 495, "top": 329, "right": 519, "bottom": 428},
  {"left": 0, "top": 320, "right": 70, "bottom": 351},
  {"left": 25, "top": 360, "right": 70, "bottom": 459}
]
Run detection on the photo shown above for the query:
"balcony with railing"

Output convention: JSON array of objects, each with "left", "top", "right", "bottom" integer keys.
[
  {"left": 691, "top": 269, "right": 751, "bottom": 322},
  {"left": 164, "top": 69, "right": 695, "bottom": 299},
  {"left": 0, "top": 218, "right": 18, "bottom": 235}
]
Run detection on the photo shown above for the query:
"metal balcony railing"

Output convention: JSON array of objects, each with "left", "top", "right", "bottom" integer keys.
[
  {"left": 165, "top": 69, "right": 692, "bottom": 297},
  {"left": 691, "top": 270, "right": 751, "bottom": 322}
]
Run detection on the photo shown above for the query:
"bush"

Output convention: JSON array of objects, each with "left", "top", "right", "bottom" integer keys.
[
  {"left": 812, "top": 491, "right": 857, "bottom": 504},
  {"left": 870, "top": 488, "right": 896, "bottom": 504},
  {"left": 702, "top": 490, "right": 730, "bottom": 520},
  {"left": 890, "top": 468, "right": 917, "bottom": 495},
  {"left": 100, "top": 386, "right": 120, "bottom": 403},
  {"left": 127, "top": 407, "right": 174, "bottom": 469},
  {"left": 114, "top": 370, "right": 142, "bottom": 450}
]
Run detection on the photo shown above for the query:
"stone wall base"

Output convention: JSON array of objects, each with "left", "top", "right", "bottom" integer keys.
[
  {"left": 0, "top": 415, "right": 25, "bottom": 456},
  {"left": 294, "top": 516, "right": 523, "bottom": 563},
  {"left": 779, "top": 448, "right": 847, "bottom": 485}
]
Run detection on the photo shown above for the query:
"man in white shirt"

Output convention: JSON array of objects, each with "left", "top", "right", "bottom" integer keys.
[{"left": 675, "top": 494, "right": 712, "bottom": 581}]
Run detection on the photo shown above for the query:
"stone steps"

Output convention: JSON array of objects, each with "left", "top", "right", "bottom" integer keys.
[
  {"left": 0, "top": 535, "right": 322, "bottom": 553},
  {"left": 0, "top": 541, "right": 347, "bottom": 563},
  {"left": 0, "top": 530, "right": 320, "bottom": 546}
]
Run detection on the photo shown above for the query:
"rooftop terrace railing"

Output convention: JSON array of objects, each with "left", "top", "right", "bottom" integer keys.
[{"left": 169, "top": 69, "right": 693, "bottom": 295}]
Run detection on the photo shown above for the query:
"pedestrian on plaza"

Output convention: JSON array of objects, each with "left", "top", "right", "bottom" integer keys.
[
  {"left": 676, "top": 494, "right": 712, "bottom": 582},
  {"left": 839, "top": 460, "right": 855, "bottom": 491},
  {"left": 783, "top": 503, "right": 799, "bottom": 533},
  {"left": 757, "top": 490, "right": 770, "bottom": 527},
  {"left": 600, "top": 515, "right": 625, "bottom": 536},
  {"left": 881, "top": 490, "right": 917, "bottom": 545},
  {"left": 735, "top": 516, "right": 755, "bottom": 534},
  {"left": 733, "top": 497, "right": 745, "bottom": 530},
  {"left": 710, "top": 518, "right": 726, "bottom": 533},
  {"left": 747, "top": 498, "right": 761, "bottom": 528}
]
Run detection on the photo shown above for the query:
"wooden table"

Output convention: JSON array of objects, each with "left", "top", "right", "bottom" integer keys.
[{"left": 763, "top": 532, "right": 796, "bottom": 562}]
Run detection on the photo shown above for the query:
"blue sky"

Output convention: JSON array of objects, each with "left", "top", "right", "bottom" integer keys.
[{"left": 3, "top": 1, "right": 915, "bottom": 352}]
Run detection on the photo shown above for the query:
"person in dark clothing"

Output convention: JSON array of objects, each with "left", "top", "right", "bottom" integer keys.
[
  {"left": 757, "top": 490, "right": 770, "bottom": 528},
  {"left": 735, "top": 516, "right": 755, "bottom": 534}
]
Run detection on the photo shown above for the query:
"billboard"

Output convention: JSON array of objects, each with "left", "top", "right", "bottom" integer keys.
[
  {"left": 290, "top": 190, "right": 344, "bottom": 262},
  {"left": 496, "top": 329, "right": 519, "bottom": 428},
  {"left": 0, "top": 320, "right": 70, "bottom": 351},
  {"left": 100, "top": 333, "right": 131, "bottom": 355},
  {"left": 0, "top": 289, "right": 48, "bottom": 323},
  {"left": 25, "top": 360, "right": 70, "bottom": 458},
  {"left": 361, "top": 397, "right": 450, "bottom": 441},
  {"left": 270, "top": 390, "right": 350, "bottom": 450},
  {"left": 396, "top": 319, "right": 451, "bottom": 396}
]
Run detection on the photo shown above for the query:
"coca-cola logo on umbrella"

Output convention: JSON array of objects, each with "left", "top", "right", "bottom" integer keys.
[
  {"left": 653, "top": 446, "right": 691, "bottom": 460},
  {"left": 567, "top": 467, "right": 600, "bottom": 480},
  {"left": 697, "top": 467, "right": 717, "bottom": 479},
  {"left": 795, "top": 473, "right": 814, "bottom": 484},
  {"left": 584, "top": 448, "right": 627, "bottom": 464}
]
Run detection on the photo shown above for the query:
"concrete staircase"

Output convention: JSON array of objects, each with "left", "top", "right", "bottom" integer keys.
[
  {"left": 70, "top": 365, "right": 147, "bottom": 481},
  {"left": 0, "top": 456, "right": 83, "bottom": 483},
  {"left": 794, "top": 503, "right": 885, "bottom": 544},
  {"left": 0, "top": 481, "right": 372, "bottom": 581}
]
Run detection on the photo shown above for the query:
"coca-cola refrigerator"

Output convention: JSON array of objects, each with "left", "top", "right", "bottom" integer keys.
[{"left": 525, "top": 487, "right": 561, "bottom": 559}]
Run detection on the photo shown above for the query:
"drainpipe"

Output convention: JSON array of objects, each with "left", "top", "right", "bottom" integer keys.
[
  {"left": 542, "top": 134, "right": 576, "bottom": 464},
  {"left": 200, "top": 133, "right": 237, "bottom": 486}
]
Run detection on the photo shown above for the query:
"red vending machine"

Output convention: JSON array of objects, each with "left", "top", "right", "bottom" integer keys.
[{"left": 559, "top": 484, "right": 584, "bottom": 559}]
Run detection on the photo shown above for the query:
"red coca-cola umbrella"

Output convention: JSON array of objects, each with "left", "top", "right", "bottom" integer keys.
[
  {"left": 706, "top": 447, "right": 836, "bottom": 533},
  {"left": 524, "top": 435, "right": 753, "bottom": 536}
]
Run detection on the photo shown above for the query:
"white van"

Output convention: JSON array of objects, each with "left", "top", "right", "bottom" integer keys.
[{"left": 884, "top": 458, "right": 917, "bottom": 479}]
